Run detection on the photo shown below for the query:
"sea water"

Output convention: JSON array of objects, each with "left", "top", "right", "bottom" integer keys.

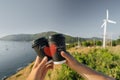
[{"left": 0, "top": 41, "right": 36, "bottom": 79}]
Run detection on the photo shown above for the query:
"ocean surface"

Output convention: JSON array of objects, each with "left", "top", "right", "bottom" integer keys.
[{"left": 0, "top": 41, "right": 36, "bottom": 79}]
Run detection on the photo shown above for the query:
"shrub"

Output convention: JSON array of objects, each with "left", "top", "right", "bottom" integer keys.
[{"left": 57, "top": 48, "right": 120, "bottom": 80}]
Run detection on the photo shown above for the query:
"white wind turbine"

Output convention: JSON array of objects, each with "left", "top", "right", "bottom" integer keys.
[
  {"left": 77, "top": 37, "right": 80, "bottom": 48},
  {"left": 101, "top": 9, "right": 116, "bottom": 48}
]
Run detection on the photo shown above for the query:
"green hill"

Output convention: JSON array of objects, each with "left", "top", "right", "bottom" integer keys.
[
  {"left": 0, "top": 31, "right": 102, "bottom": 44},
  {"left": 0, "top": 31, "right": 57, "bottom": 41},
  {"left": 0, "top": 31, "right": 82, "bottom": 43},
  {"left": 0, "top": 34, "right": 33, "bottom": 41}
]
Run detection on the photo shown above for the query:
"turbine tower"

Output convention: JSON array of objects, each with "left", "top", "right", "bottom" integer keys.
[
  {"left": 101, "top": 9, "right": 116, "bottom": 48},
  {"left": 77, "top": 37, "right": 80, "bottom": 48}
]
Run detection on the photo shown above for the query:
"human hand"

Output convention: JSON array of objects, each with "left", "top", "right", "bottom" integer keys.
[
  {"left": 61, "top": 51, "right": 115, "bottom": 80},
  {"left": 61, "top": 51, "right": 79, "bottom": 71},
  {"left": 27, "top": 56, "right": 53, "bottom": 80}
]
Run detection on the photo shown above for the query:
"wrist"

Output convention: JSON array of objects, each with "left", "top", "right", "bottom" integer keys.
[{"left": 71, "top": 59, "right": 81, "bottom": 71}]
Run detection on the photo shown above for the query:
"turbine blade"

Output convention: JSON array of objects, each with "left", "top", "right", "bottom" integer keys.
[
  {"left": 101, "top": 21, "right": 106, "bottom": 28},
  {"left": 108, "top": 20, "right": 116, "bottom": 24},
  {"left": 106, "top": 9, "right": 109, "bottom": 20}
]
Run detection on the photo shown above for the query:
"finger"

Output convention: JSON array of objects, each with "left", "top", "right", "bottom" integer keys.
[
  {"left": 33, "top": 56, "right": 41, "bottom": 68},
  {"left": 40, "top": 67, "right": 48, "bottom": 80},
  {"left": 40, "top": 67, "right": 50, "bottom": 80},
  {"left": 61, "top": 51, "right": 72, "bottom": 62},
  {"left": 45, "top": 60, "right": 53, "bottom": 65},
  {"left": 41, "top": 64, "right": 53, "bottom": 80},
  {"left": 39, "top": 62, "right": 53, "bottom": 80},
  {"left": 46, "top": 62, "right": 54, "bottom": 69},
  {"left": 37, "top": 56, "right": 48, "bottom": 70}
]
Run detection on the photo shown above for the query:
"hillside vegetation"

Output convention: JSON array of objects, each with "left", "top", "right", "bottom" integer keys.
[
  {"left": 0, "top": 31, "right": 103, "bottom": 44},
  {"left": 0, "top": 31, "right": 79, "bottom": 43},
  {"left": 6, "top": 46, "right": 120, "bottom": 80}
]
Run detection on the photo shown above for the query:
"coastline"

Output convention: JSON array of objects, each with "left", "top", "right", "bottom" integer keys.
[{"left": 6, "top": 62, "right": 34, "bottom": 80}]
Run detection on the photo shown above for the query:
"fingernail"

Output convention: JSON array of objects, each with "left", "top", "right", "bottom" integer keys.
[
  {"left": 61, "top": 51, "right": 64, "bottom": 54},
  {"left": 43, "top": 56, "right": 47, "bottom": 61}
]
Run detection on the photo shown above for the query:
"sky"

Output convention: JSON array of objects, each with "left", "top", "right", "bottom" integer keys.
[{"left": 0, "top": 0, "right": 120, "bottom": 39}]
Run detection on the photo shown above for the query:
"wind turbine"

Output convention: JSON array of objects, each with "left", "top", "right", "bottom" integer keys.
[
  {"left": 101, "top": 9, "right": 116, "bottom": 48},
  {"left": 77, "top": 37, "right": 80, "bottom": 48}
]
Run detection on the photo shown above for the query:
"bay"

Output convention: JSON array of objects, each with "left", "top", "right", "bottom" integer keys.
[{"left": 0, "top": 41, "right": 36, "bottom": 79}]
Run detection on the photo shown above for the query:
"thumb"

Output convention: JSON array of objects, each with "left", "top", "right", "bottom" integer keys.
[{"left": 61, "top": 51, "right": 72, "bottom": 61}]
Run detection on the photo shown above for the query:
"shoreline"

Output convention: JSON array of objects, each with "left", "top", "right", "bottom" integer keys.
[{"left": 2, "top": 61, "right": 34, "bottom": 80}]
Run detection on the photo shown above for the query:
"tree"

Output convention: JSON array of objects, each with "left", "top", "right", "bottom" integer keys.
[
  {"left": 116, "top": 36, "right": 120, "bottom": 45},
  {"left": 96, "top": 40, "right": 102, "bottom": 46}
]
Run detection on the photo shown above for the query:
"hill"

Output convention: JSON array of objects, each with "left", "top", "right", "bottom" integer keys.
[
  {"left": 0, "top": 31, "right": 57, "bottom": 41},
  {"left": 0, "top": 31, "right": 102, "bottom": 44},
  {"left": 0, "top": 31, "right": 86, "bottom": 43},
  {"left": 0, "top": 34, "right": 33, "bottom": 41}
]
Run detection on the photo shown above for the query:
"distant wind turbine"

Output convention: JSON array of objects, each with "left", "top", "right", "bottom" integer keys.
[
  {"left": 77, "top": 37, "right": 80, "bottom": 48},
  {"left": 101, "top": 9, "right": 116, "bottom": 48}
]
